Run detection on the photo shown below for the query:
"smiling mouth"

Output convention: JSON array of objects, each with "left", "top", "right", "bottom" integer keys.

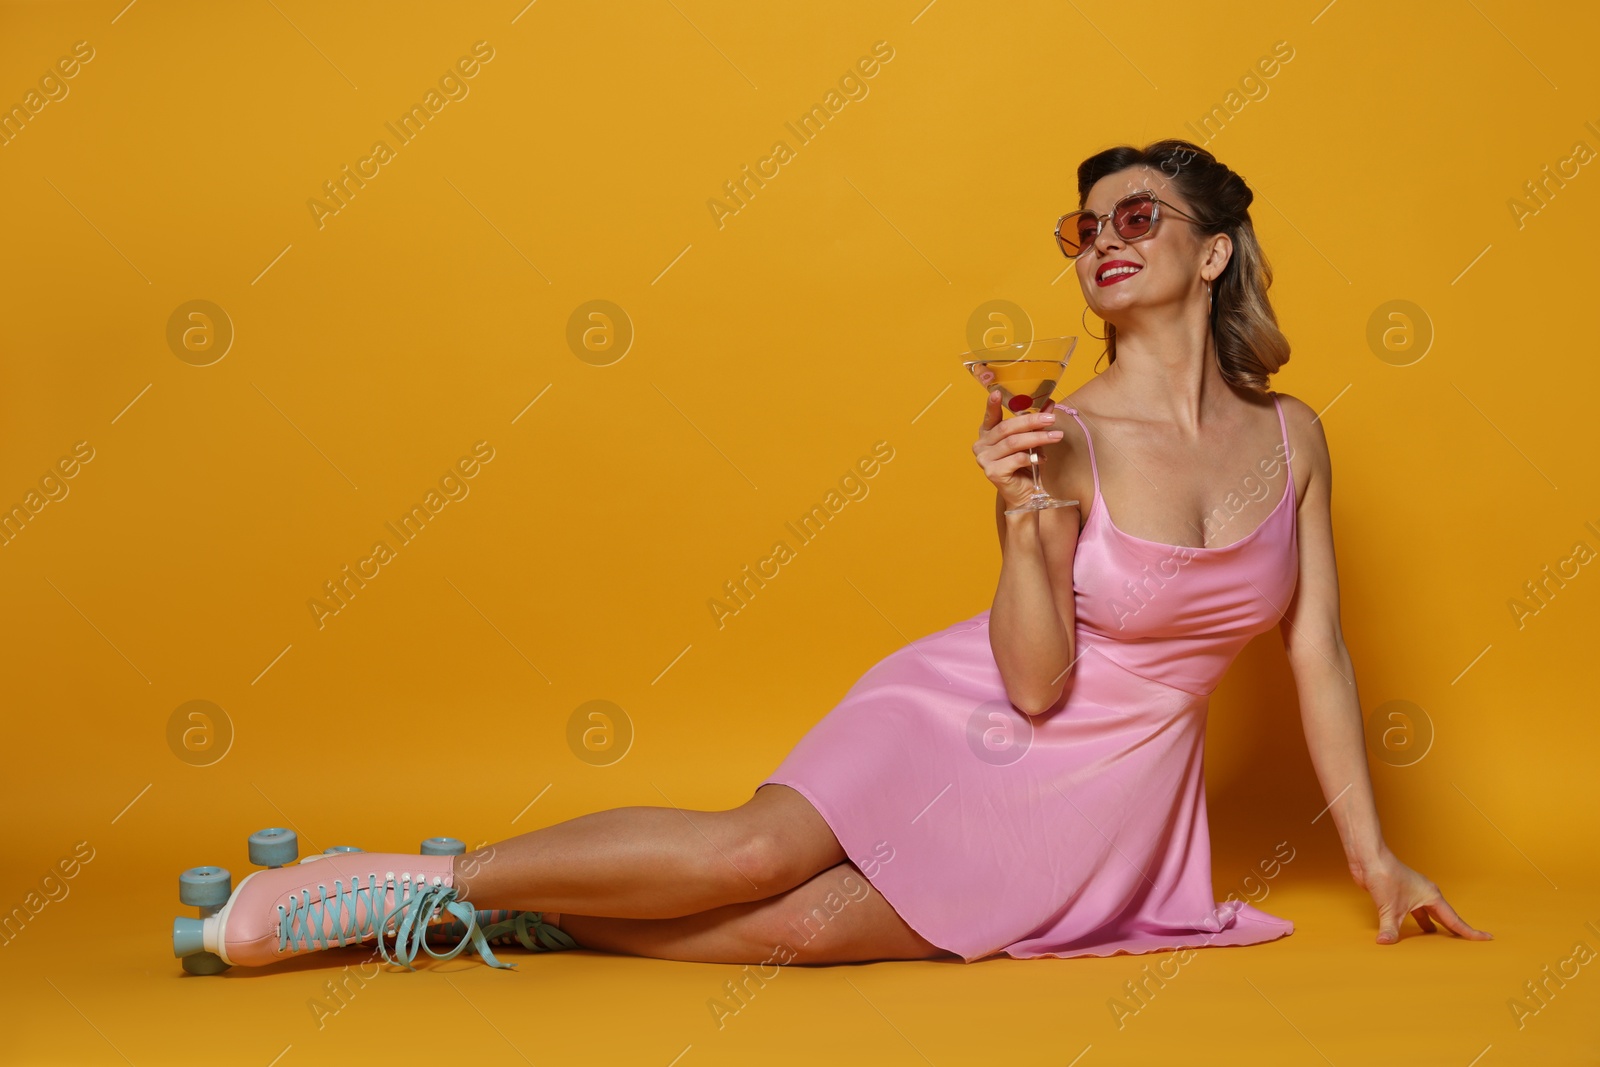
[{"left": 1096, "top": 264, "right": 1142, "bottom": 285}]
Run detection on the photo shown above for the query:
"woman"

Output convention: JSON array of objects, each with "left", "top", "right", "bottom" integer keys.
[{"left": 174, "top": 139, "right": 1490, "bottom": 972}]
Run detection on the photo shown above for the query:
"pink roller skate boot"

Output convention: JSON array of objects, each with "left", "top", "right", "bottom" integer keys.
[{"left": 174, "top": 850, "right": 509, "bottom": 970}]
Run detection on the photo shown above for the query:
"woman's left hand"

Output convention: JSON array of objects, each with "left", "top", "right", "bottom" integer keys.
[{"left": 1351, "top": 845, "right": 1494, "bottom": 945}]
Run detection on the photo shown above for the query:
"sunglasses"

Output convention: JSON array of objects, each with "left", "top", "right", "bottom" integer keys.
[{"left": 1054, "top": 190, "right": 1203, "bottom": 259}]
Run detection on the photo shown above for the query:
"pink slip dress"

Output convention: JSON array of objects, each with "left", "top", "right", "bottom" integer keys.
[{"left": 760, "top": 392, "right": 1300, "bottom": 961}]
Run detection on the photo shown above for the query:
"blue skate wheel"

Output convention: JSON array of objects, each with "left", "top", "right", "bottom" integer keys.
[
  {"left": 178, "top": 866, "right": 231, "bottom": 908},
  {"left": 248, "top": 827, "right": 298, "bottom": 867},
  {"left": 324, "top": 845, "right": 364, "bottom": 854},
  {"left": 172, "top": 916, "right": 206, "bottom": 957},
  {"left": 181, "top": 951, "right": 229, "bottom": 975},
  {"left": 420, "top": 837, "right": 465, "bottom": 856}
]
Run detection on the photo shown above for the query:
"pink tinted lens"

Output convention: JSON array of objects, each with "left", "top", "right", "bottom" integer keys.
[{"left": 1113, "top": 195, "right": 1157, "bottom": 239}]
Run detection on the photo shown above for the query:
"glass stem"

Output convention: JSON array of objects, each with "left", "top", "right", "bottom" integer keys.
[{"left": 1029, "top": 451, "right": 1045, "bottom": 496}]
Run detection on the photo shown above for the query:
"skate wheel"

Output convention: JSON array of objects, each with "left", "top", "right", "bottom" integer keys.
[
  {"left": 173, "top": 915, "right": 206, "bottom": 957},
  {"left": 420, "top": 836, "right": 465, "bottom": 856},
  {"left": 178, "top": 866, "right": 231, "bottom": 908},
  {"left": 248, "top": 827, "right": 298, "bottom": 867},
  {"left": 324, "top": 845, "right": 364, "bottom": 854},
  {"left": 181, "top": 951, "right": 229, "bottom": 976}
]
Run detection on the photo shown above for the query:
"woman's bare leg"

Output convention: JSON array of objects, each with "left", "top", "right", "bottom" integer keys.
[
  {"left": 452, "top": 783, "right": 845, "bottom": 919},
  {"left": 557, "top": 861, "right": 955, "bottom": 965}
]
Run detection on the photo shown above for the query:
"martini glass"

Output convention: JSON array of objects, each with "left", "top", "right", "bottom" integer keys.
[{"left": 962, "top": 335, "right": 1080, "bottom": 514}]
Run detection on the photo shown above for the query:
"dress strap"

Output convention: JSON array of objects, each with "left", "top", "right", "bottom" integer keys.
[
  {"left": 1058, "top": 406, "right": 1101, "bottom": 496},
  {"left": 1270, "top": 391, "right": 1292, "bottom": 485}
]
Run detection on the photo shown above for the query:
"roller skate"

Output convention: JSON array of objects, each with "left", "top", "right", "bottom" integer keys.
[
  {"left": 171, "top": 829, "right": 509, "bottom": 974},
  {"left": 248, "top": 839, "right": 574, "bottom": 953},
  {"left": 406, "top": 839, "right": 575, "bottom": 954}
]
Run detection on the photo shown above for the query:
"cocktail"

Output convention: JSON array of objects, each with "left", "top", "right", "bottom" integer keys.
[{"left": 962, "top": 336, "right": 1080, "bottom": 514}]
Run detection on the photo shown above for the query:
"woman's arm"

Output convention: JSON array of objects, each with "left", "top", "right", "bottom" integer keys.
[
  {"left": 987, "top": 401, "right": 1080, "bottom": 716},
  {"left": 1275, "top": 401, "right": 1384, "bottom": 873},
  {"left": 1277, "top": 395, "right": 1491, "bottom": 944}
]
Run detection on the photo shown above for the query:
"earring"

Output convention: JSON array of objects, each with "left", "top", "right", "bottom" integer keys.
[
  {"left": 1206, "top": 279, "right": 1213, "bottom": 314},
  {"left": 1080, "top": 304, "right": 1109, "bottom": 341}
]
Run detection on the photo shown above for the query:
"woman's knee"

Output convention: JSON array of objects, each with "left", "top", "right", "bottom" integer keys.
[
  {"left": 725, "top": 828, "right": 807, "bottom": 898},
  {"left": 722, "top": 787, "right": 845, "bottom": 897}
]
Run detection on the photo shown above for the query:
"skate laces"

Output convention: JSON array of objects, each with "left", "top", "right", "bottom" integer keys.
[
  {"left": 478, "top": 911, "right": 578, "bottom": 953},
  {"left": 276, "top": 872, "right": 513, "bottom": 970}
]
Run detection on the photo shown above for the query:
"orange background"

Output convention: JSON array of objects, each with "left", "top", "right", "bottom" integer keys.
[{"left": 2, "top": 0, "right": 1596, "bottom": 1063}]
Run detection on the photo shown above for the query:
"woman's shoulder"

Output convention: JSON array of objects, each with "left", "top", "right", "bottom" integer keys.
[
  {"left": 1270, "top": 389, "right": 1313, "bottom": 421},
  {"left": 1268, "top": 389, "right": 1331, "bottom": 493},
  {"left": 1269, "top": 390, "right": 1325, "bottom": 447},
  {"left": 1057, "top": 381, "right": 1108, "bottom": 415}
]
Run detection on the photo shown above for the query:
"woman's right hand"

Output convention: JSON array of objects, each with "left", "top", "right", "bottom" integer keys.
[{"left": 973, "top": 391, "right": 1065, "bottom": 511}]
